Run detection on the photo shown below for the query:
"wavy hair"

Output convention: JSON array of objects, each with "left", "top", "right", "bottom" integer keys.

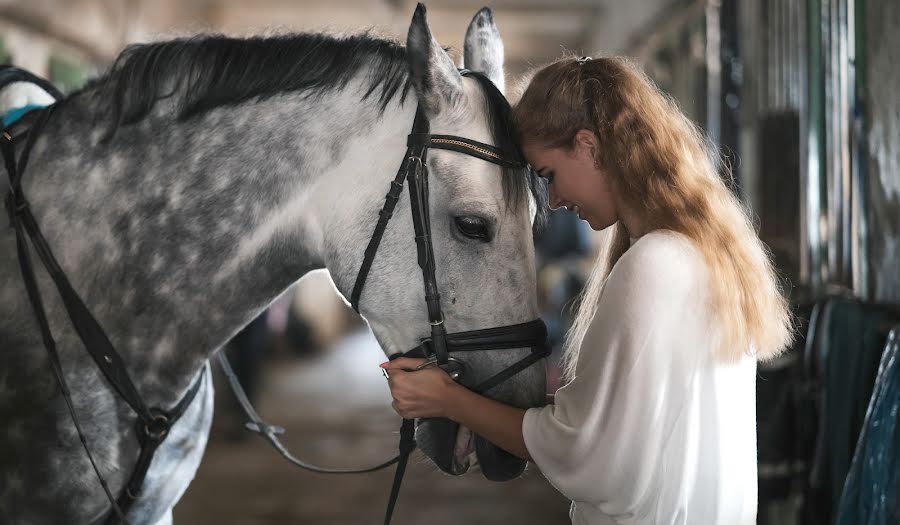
[{"left": 513, "top": 56, "right": 794, "bottom": 379}]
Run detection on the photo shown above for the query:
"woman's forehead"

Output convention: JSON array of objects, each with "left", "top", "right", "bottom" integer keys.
[{"left": 523, "top": 144, "right": 563, "bottom": 165}]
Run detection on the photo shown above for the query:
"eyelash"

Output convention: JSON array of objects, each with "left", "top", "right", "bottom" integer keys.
[{"left": 542, "top": 171, "right": 555, "bottom": 184}]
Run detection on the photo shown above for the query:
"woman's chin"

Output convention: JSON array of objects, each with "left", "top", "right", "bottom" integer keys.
[{"left": 584, "top": 215, "right": 617, "bottom": 232}]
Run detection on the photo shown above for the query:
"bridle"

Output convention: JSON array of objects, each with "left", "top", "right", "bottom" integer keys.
[
  {"left": 229, "top": 71, "right": 551, "bottom": 524},
  {"left": 340, "top": 69, "right": 551, "bottom": 522},
  {"left": 3, "top": 67, "right": 550, "bottom": 525},
  {"left": 350, "top": 77, "right": 551, "bottom": 396}
]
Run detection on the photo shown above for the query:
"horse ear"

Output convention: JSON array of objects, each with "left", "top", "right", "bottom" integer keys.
[
  {"left": 406, "top": 3, "right": 463, "bottom": 116},
  {"left": 463, "top": 7, "right": 505, "bottom": 94}
]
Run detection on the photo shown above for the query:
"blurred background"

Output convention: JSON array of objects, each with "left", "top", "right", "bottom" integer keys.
[{"left": 1, "top": 0, "right": 897, "bottom": 524}]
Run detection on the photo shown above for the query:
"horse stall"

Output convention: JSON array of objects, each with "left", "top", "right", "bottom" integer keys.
[
  {"left": 634, "top": 1, "right": 900, "bottom": 523},
  {"left": 1, "top": 1, "right": 898, "bottom": 524}
]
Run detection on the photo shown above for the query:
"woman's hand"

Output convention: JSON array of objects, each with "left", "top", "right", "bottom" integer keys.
[
  {"left": 382, "top": 357, "right": 531, "bottom": 459},
  {"left": 380, "top": 358, "right": 460, "bottom": 419}
]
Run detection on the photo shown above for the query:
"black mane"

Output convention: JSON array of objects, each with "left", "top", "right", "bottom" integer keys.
[
  {"left": 76, "top": 31, "right": 545, "bottom": 224},
  {"left": 82, "top": 32, "right": 411, "bottom": 129}
]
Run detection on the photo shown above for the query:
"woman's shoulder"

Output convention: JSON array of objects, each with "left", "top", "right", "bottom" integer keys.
[
  {"left": 605, "top": 229, "right": 709, "bottom": 300},
  {"left": 620, "top": 230, "right": 706, "bottom": 275}
]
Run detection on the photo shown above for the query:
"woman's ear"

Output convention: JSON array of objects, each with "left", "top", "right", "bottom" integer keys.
[{"left": 574, "top": 129, "right": 599, "bottom": 163}]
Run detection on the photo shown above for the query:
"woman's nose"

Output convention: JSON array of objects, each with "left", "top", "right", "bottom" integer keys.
[{"left": 548, "top": 185, "right": 563, "bottom": 210}]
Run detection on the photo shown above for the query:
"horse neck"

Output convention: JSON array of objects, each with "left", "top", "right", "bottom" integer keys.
[{"left": 19, "top": 86, "right": 413, "bottom": 407}]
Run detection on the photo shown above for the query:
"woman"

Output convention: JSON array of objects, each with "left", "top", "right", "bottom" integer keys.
[{"left": 381, "top": 56, "right": 794, "bottom": 524}]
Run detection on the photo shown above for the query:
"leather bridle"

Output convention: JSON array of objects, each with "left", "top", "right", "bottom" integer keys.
[
  {"left": 3, "top": 67, "right": 550, "bottom": 525},
  {"left": 350, "top": 92, "right": 551, "bottom": 395},
  {"left": 229, "top": 79, "right": 551, "bottom": 524},
  {"left": 336, "top": 69, "right": 551, "bottom": 523}
]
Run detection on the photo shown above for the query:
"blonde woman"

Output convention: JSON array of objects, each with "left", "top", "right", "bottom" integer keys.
[{"left": 381, "top": 56, "right": 794, "bottom": 525}]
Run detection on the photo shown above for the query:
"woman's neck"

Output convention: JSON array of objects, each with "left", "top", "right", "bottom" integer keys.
[{"left": 615, "top": 196, "right": 650, "bottom": 241}]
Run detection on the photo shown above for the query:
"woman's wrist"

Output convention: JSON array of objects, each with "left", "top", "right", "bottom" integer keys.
[{"left": 442, "top": 381, "right": 470, "bottom": 423}]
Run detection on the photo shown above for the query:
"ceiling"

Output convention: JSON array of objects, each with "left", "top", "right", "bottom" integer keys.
[{"left": 0, "top": 0, "right": 687, "bottom": 77}]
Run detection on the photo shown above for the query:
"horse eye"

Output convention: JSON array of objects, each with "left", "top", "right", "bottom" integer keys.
[{"left": 454, "top": 216, "right": 491, "bottom": 242}]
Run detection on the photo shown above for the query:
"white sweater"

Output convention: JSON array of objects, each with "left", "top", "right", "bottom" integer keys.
[{"left": 523, "top": 230, "right": 758, "bottom": 525}]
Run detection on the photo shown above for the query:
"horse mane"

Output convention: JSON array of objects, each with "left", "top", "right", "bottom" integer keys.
[
  {"left": 72, "top": 31, "right": 546, "bottom": 224},
  {"left": 79, "top": 31, "right": 411, "bottom": 130}
]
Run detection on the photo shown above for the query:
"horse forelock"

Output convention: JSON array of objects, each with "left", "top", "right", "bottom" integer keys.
[{"left": 462, "top": 71, "right": 547, "bottom": 230}]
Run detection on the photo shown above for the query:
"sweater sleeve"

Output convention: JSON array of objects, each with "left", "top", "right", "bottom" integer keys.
[{"left": 523, "top": 233, "right": 710, "bottom": 515}]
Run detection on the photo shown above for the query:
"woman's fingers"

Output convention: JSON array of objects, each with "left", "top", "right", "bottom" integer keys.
[
  {"left": 384, "top": 365, "right": 451, "bottom": 419},
  {"left": 391, "top": 395, "right": 420, "bottom": 419},
  {"left": 380, "top": 357, "right": 426, "bottom": 370}
]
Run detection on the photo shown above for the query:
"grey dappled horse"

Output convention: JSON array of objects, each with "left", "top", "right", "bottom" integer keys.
[{"left": 0, "top": 6, "right": 547, "bottom": 525}]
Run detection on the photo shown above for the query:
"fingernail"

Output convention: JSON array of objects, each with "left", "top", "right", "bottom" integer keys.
[{"left": 379, "top": 362, "right": 388, "bottom": 368}]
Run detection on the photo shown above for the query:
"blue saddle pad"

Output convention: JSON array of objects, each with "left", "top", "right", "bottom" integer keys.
[{"left": 2, "top": 104, "right": 47, "bottom": 127}]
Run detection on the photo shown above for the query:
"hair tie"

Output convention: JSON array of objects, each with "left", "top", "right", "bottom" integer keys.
[{"left": 576, "top": 56, "right": 592, "bottom": 65}]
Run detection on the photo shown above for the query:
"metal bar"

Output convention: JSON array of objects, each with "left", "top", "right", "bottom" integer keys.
[
  {"left": 801, "top": 0, "right": 828, "bottom": 292},
  {"left": 705, "top": 0, "right": 722, "bottom": 144},
  {"left": 848, "top": 0, "right": 869, "bottom": 298}
]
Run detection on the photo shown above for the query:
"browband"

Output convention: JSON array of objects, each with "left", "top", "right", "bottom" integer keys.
[{"left": 407, "top": 133, "right": 525, "bottom": 169}]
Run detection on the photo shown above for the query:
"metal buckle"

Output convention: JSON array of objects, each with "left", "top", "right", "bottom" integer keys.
[
  {"left": 408, "top": 155, "right": 425, "bottom": 171},
  {"left": 143, "top": 413, "right": 170, "bottom": 441},
  {"left": 416, "top": 356, "right": 468, "bottom": 382}
]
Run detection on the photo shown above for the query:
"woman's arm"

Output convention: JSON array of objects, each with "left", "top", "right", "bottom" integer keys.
[{"left": 381, "top": 358, "right": 531, "bottom": 460}]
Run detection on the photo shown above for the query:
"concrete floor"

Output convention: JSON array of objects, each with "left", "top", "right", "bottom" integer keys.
[{"left": 173, "top": 329, "right": 571, "bottom": 524}]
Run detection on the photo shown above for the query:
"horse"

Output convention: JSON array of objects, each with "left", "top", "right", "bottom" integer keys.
[{"left": 0, "top": 5, "right": 548, "bottom": 524}]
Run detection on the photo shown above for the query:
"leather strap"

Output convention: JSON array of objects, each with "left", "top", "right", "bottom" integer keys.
[
  {"left": 349, "top": 156, "right": 410, "bottom": 312},
  {"left": 217, "top": 350, "right": 417, "bottom": 525},
  {"left": 5, "top": 147, "right": 132, "bottom": 525},
  {"left": 407, "top": 133, "right": 524, "bottom": 169},
  {"left": 216, "top": 351, "right": 408, "bottom": 474},
  {"left": 3, "top": 101, "right": 207, "bottom": 525},
  {"left": 349, "top": 105, "right": 429, "bottom": 312},
  {"left": 424, "top": 319, "right": 549, "bottom": 353},
  {"left": 403, "top": 319, "right": 551, "bottom": 394},
  {"left": 405, "top": 115, "right": 451, "bottom": 367},
  {"left": 4, "top": 108, "right": 154, "bottom": 425},
  {"left": 383, "top": 418, "right": 415, "bottom": 525},
  {"left": 108, "top": 371, "right": 205, "bottom": 524},
  {"left": 0, "top": 65, "right": 65, "bottom": 101}
]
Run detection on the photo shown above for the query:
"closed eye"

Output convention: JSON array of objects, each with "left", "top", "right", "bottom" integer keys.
[
  {"left": 454, "top": 216, "right": 492, "bottom": 242},
  {"left": 539, "top": 169, "right": 555, "bottom": 185}
]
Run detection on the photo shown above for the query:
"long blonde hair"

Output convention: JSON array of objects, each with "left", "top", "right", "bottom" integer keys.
[{"left": 513, "top": 56, "right": 794, "bottom": 379}]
